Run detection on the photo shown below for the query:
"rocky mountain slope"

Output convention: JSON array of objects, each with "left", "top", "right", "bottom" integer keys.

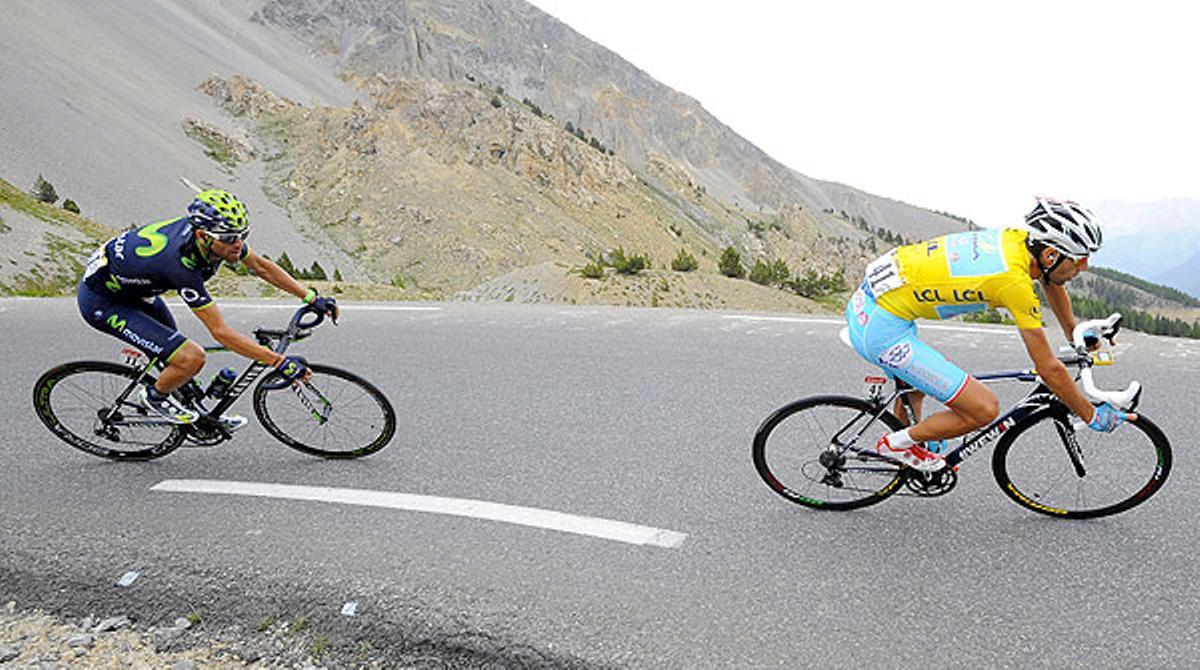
[
  {"left": 203, "top": 73, "right": 880, "bottom": 303},
  {"left": 250, "top": 0, "right": 971, "bottom": 242}
]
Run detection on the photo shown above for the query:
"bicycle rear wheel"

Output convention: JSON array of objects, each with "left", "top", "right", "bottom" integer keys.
[
  {"left": 32, "top": 361, "right": 185, "bottom": 460},
  {"left": 253, "top": 363, "right": 395, "bottom": 459},
  {"left": 752, "top": 395, "right": 907, "bottom": 510},
  {"left": 992, "top": 409, "right": 1171, "bottom": 519}
]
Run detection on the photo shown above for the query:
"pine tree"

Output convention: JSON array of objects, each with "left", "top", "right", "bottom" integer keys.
[
  {"left": 719, "top": 246, "right": 745, "bottom": 279},
  {"left": 31, "top": 174, "right": 58, "bottom": 204},
  {"left": 276, "top": 252, "right": 297, "bottom": 277}
]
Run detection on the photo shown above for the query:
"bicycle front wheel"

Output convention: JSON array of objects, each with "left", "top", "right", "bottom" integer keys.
[
  {"left": 992, "top": 409, "right": 1171, "bottom": 519},
  {"left": 753, "top": 395, "right": 908, "bottom": 511},
  {"left": 253, "top": 363, "right": 396, "bottom": 459},
  {"left": 32, "top": 361, "right": 185, "bottom": 461}
]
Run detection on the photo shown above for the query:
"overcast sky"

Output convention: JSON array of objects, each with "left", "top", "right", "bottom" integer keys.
[{"left": 527, "top": 0, "right": 1199, "bottom": 234}]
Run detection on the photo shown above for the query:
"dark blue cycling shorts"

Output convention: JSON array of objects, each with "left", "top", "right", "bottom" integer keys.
[{"left": 77, "top": 282, "right": 189, "bottom": 362}]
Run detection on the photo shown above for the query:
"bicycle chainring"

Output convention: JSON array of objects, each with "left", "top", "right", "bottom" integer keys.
[
  {"left": 182, "top": 417, "right": 231, "bottom": 447},
  {"left": 903, "top": 467, "right": 958, "bottom": 497}
]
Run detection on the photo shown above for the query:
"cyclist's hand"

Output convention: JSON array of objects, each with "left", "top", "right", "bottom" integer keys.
[
  {"left": 311, "top": 295, "right": 338, "bottom": 324},
  {"left": 1082, "top": 327, "right": 1102, "bottom": 351},
  {"left": 276, "top": 355, "right": 310, "bottom": 384},
  {"left": 1087, "top": 403, "right": 1135, "bottom": 432}
]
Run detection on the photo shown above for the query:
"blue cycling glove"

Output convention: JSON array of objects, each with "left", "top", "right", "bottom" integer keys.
[
  {"left": 276, "top": 355, "right": 309, "bottom": 384},
  {"left": 1087, "top": 403, "right": 1127, "bottom": 433}
]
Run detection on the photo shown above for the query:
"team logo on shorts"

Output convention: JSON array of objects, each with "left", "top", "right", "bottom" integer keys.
[
  {"left": 857, "top": 311, "right": 869, "bottom": 326},
  {"left": 878, "top": 342, "right": 913, "bottom": 369}
]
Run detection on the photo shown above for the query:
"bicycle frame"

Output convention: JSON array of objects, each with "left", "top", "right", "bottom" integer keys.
[
  {"left": 99, "top": 304, "right": 323, "bottom": 437},
  {"left": 832, "top": 368, "right": 1071, "bottom": 472}
]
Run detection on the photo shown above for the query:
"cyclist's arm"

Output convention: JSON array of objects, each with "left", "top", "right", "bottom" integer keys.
[
  {"left": 1042, "top": 281, "right": 1078, "bottom": 344},
  {"left": 1018, "top": 326, "right": 1096, "bottom": 423},
  {"left": 242, "top": 250, "right": 308, "bottom": 301},
  {"left": 192, "top": 302, "right": 284, "bottom": 367}
]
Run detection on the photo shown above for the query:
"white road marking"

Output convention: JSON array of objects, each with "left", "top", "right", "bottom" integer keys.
[
  {"left": 209, "top": 303, "right": 442, "bottom": 312},
  {"left": 721, "top": 314, "right": 1014, "bottom": 335},
  {"left": 151, "top": 479, "right": 688, "bottom": 549}
]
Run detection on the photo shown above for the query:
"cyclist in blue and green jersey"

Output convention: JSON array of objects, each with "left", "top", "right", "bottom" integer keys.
[
  {"left": 77, "top": 189, "right": 338, "bottom": 425},
  {"left": 845, "top": 197, "right": 1133, "bottom": 472}
]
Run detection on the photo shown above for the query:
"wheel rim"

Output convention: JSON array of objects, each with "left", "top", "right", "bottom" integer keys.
[
  {"left": 1000, "top": 417, "right": 1168, "bottom": 517},
  {"left": 256, "top": 366, "right": 394, "bottom": 457},
  {"left": 756, "top": 399, "right": 904, "bottom": 508},
  {"left": 38, "top": 365, "right": 181, "bottom": 457}
]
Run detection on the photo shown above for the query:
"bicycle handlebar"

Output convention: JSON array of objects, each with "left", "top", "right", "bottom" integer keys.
[
  {"left": 1071, "top": 313, "right": 1141, "bottom": 409},
  {"left": 291, "top": 303, "right": 327, "bottom": 332}
]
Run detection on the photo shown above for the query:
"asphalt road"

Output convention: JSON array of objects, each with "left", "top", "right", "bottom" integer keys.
[{"left": 2, "top": 297, "right": 1197, "bottom": 667}]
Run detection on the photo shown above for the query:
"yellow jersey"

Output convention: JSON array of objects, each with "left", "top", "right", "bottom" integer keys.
[{"left": 868, "top": 228, "right": 1043, "bottom": 329}]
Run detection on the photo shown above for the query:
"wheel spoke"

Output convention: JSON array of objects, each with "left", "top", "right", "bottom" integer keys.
[
  {"left": 255, "top": 364, "right": 394, "bottom": 458},
  {"left": 996, "top": 413, "right": 1170, "bottom": 518},
  {"left": 753, "top": 397, "right": 904, "bottom": 511}
]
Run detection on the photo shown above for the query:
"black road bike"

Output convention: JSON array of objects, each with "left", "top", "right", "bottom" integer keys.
[
  {"left": 752, "top": 314, "right": 1172, "bottom": 518},
  {"left": 34, "top": 304, "right": 395, "bottom": 460}
]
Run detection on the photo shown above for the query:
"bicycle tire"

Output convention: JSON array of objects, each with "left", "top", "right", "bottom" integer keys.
[
  {"left": 253, "top": 363, "right": 396, "bottom": 459},
  {"left": 32, "top": 361, "right": 185, "bottom": 461},
  {"left": 753, "top": 395, "right": 908, "bottom": 511},
  {"left": 992, "top": 407, "right": 1171, "bottom": 519}
]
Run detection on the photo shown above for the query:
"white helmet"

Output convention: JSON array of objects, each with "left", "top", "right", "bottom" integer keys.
[{"left": 1024, "top": 197, "right": 1102, "bottom": 258}]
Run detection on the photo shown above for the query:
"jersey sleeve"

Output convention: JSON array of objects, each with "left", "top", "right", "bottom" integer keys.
[
  {"left": 996, "top": 280, "right": 1043, "bottom": 329},
  {"left": 169, "top": 263, "right": 215, "bottom": 311},
  {"left": 178, "top": 279, "right": 214, "bottom": 311}
]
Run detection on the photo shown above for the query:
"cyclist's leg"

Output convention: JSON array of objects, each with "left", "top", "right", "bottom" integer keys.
[
  {"left": 908, "top": 377, "right": 998, "bottom": 441},
  {"left": 78, "top": 285, "right": 204, "bottom": 393},
  {"left": 893, "top": 390, "right": 924, "bottom": 425}
]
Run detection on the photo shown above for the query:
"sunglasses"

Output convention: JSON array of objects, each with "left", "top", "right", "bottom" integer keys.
[{"left": 201, "top": 229, "right": 249, "bottom": 244}]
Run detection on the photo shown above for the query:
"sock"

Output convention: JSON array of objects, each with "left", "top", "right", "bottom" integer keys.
[
  {"left": 885, "top": 428, "right": 915, "bottom": 449},
  {"left": 147, "top": 386, "right": 169, "bottom": 401}
]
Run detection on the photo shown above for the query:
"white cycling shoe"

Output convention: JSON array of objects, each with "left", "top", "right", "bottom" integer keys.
[
  {"left": 217, "top": 415, "right": 249, "bottom": 432},
  {"left": 139, "top": 387, "right": 199, "bottom": 425},
  {"left": 875, "top": 435, "right": 946, "bottom": 472}
]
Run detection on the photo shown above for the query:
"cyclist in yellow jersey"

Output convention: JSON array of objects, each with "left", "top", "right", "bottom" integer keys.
[{"left": 845, "top": 197, "right": 1134, "bottom": 472}]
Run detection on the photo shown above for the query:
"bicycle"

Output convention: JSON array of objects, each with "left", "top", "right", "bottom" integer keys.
[
  {"left": 33, "top": 304, "right": 396, "bottom": 460},
  {"left": 752, "top": 313, "right": 1172, "bottom": 518}
]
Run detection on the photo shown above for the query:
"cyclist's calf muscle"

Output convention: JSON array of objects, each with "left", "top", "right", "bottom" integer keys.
[
  {"left": 156, "top": 341, "right": 205, "bottom": 393},
  {"left": 907, "top": 378, "right": 999, "bottom": 442}
]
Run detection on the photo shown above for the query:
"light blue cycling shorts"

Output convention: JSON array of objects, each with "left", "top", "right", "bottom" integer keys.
[{"left": 845, "top": 282, "right": 970, "bottom": 404}]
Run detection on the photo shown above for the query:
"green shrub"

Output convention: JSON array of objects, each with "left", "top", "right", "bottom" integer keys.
[
  {"left": 718, "top": 246, "right": 745, "bottom": 278},
  {"left": 490, "top": 95, "right": 502, "bottom": 108},
  {"left": 670, "top": 248, "right": 698, "bottom": 272},
  {"left": 770, "top": 259, "right": 790, "bottom": 284},
  {"left": 580, "top": 260, "right": 605, "bottom": 279},
  {"left": 522, "top": 98, "right": 543, "bottom": 117},
  {"left": 608, "top": 247, "right": 648, "bottom": 275},
  {"left": 786, "top": 268, "right": 848, "bottom": 298},
  {"left": 749, "top": 259, "right": 773, "bottom": 285},
  {"left": 61, "top": 199, "right": 80, "bottom": 214}
]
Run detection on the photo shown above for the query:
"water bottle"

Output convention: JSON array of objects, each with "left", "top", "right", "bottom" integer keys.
[{"left": 206, "top": 367, "right": 238, "bottom": 399}]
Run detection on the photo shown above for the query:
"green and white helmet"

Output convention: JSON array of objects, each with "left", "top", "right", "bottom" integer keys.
[{"left": 187, "top": 189, "right": 248, "bottom": 235}]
